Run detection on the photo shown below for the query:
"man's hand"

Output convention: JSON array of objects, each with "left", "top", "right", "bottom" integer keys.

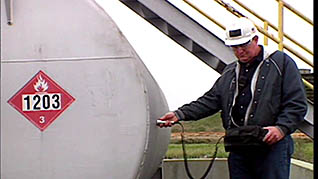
[
  {"left": 157, "top": 112, "right": 179, "bottom": 128},
  {"left": 262, "top": 126, "right": 285, "bottom": 145}
]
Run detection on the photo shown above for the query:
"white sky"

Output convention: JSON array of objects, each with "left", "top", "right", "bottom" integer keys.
[{"left": 95, "top": 0, "right": 313, "bottom": 111}]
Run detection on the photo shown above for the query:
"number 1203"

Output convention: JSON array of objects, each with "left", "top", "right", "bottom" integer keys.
[{"left": 22, "top": 93, "right": 61, "bottom": 111}]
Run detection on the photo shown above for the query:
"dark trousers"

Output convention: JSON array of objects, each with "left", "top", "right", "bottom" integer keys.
[{"left": 228, "top": 135, "right": 294, "bottom": 179}]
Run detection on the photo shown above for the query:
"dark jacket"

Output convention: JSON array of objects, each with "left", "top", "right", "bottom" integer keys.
[{"left": 174, "top": 47, "right": 307, "bottom": 135}]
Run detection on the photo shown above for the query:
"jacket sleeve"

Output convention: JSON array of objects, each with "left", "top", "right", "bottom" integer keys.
[
  {"left": 276, "top": 53, "right": 308, "bottom": 135},
  {"left": 174, "top": 77, "right": 223, "bottom": 121}
]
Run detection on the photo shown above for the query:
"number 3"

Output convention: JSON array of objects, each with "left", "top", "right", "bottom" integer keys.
[{"left": 39, "top": 116, "right": 46, "bottom": 124}]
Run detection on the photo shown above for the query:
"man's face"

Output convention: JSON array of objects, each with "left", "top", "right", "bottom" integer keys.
[{"left": 231, "top": 37, "right": 259, "bottom": 63}]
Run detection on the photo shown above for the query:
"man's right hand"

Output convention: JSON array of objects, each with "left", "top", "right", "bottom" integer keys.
[{"left": 157, "top": 112, "right": 179, "bottom": 128}]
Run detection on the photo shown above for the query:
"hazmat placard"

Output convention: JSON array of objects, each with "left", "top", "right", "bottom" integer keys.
[{"left": 8, "top": 70, "right": 75, "bottom": 131}]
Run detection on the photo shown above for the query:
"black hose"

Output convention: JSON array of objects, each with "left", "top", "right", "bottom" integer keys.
[{"left": 175, "top": 122, "right": 224, "bottom": 179}]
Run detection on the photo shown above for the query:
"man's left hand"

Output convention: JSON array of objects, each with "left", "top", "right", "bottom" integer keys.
[{"left": 262, "top": 126, "right": 285, "bottom": 145}]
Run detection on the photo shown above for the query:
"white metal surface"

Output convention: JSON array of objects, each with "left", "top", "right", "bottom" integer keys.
[{"left": 1, "top": 0, "right": 170, "bottom": 178}]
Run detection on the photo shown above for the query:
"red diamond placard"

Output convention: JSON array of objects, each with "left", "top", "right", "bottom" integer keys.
[{"left": 8, "top": 70, "right": 75, "bottom": 131}]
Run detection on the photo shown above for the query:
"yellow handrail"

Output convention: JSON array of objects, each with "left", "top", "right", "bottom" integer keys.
[
  {"left": 201, "top": 0, "right": 314, "bottom": 67},
  {"left": 233, "top": 0, "right": 313, "bottom": 56},
  {"left": 213, "top": 0, "right": 313, "bottom": 67},
  {"left": 182, "top": 0, "right": 313, "bottom": 90},
  {"left": 303, "top": 78, "right": 314, "bottom": 90},
  {"left": 278, "top": 0, "right": 284, "bottom": 51},
  {"left": 263, "top": 21, "right": 268, "bottom": 46},
  {"left": 184, "top": 0, "right": 226, "bottom": 30},
  {"left": 275, "top": 0, "right": 313, "bottom": 25}
]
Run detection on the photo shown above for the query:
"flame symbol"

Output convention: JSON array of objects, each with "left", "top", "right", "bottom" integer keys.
[{"left": 34, "top": 75, "right": 49, "bottom": 92}]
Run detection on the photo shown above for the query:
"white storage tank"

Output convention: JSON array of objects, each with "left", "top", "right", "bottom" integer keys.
[{"left": 0, "top": 0, "right": 170, "bottom": 178}]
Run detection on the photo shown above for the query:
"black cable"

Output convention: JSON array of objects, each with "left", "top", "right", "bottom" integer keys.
[{"left": 176, "top": 122, "right": 224, "bottom": 179}]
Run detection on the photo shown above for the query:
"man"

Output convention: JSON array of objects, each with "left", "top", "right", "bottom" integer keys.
[{"left": 158, "top": 17, "right": 307, "bottom": 179}]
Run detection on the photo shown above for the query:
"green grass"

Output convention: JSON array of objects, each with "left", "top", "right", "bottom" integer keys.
[
  {"left": 165, "top": 143, "right": 228, "bottom": 159},
  {"left": 293, "top": 138, "right": 313, "bottom": 163},
  {"left": 166, "top": 112, "right": 313, "bottom": 163},
  {"left": 171, "top": 113, "right": 224, "bottom": 133},
  {"left": 166, "top": 142, "right": 313, "bottom": 163}
]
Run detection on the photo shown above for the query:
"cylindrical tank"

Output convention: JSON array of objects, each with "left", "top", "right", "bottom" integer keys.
[{"left": 0, "top": 0, "right": 170, "bottom": 178}]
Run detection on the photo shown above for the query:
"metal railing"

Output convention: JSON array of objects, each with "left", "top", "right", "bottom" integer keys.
[
  {"left": 182, "top": 0, "right": 313, "bottom": 91},
  {"left": 232, "top": 0, "right": 313, "bottom": 66}
]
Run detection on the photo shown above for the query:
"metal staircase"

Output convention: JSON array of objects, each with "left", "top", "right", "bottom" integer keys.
[
  {"left": 119, "top": 0, "right": 237, "bottom": 73},
  {"left": 119, "top": 0, "right": 314, "bottom": 139}
]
